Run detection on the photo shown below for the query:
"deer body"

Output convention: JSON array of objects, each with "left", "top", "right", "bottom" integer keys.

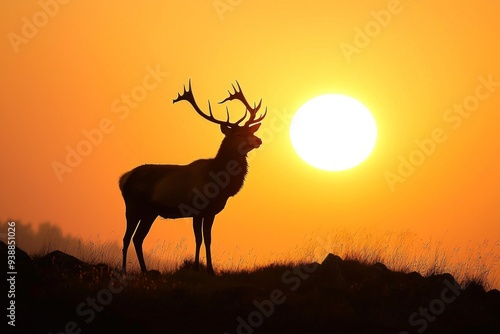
[
  {"left": 120, "top": 147, "right": 248, "bottom": 219},
  {"left": 120, "top": 81, "right": 265, "bottom": 275}
]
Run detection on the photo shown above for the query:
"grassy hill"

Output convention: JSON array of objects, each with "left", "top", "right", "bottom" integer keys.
[{"left": 3, "top": 241, "right": 500, "bottom": 334}]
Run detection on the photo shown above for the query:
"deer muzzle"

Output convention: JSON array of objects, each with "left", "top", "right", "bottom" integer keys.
[{"left": 251, "top": 136, "right": 262, "bottom": 148}]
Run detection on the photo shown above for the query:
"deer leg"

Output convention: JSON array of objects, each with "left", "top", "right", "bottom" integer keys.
[
  {"left": 122, "top": 209, "right": 140, "bottom": 274},
  {"left": 193, "top": 216, "right": 203, "bottom": 271},
  {"left": 132, "top": 214, "right": 157, "bottom": 273},
  {"left": 203, "top": 215, "right": 215, "bottom": 275}
]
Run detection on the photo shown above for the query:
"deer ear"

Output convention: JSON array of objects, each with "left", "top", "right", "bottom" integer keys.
[
  {"left": 220, "top": 124, "right": 232, "bottom": 135},
  {"left": 248, "top": 123, "right": 261, "bottom": 134}
]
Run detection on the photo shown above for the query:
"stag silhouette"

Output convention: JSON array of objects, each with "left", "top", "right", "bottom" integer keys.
[{"left": 119, "top": 80, "right": 266, "bottom": 275}]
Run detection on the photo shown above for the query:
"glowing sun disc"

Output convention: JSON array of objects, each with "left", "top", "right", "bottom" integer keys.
[{"left": 290, "top": 94, "right": 377, "bottom": 171}]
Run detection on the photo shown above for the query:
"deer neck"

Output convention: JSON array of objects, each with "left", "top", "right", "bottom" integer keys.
[{"left": 212, "top": 140, "right": 248, "bottom": 197}]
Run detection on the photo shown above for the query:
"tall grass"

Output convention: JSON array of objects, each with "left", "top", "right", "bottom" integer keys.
[
  {"left": 308, "top": 228, "right": 500, "bottom": 289},
  {"left": 3, "top": 221, "right": 498, "bottom": 290}
]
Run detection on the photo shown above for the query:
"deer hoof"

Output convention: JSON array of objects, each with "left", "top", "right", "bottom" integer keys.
[{"left": 146, "top": 270, "right": 161, "bottom": 279}]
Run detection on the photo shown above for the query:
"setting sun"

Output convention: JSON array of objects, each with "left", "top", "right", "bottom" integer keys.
[{"left": 290, "top": 94, "right": 377, "bottom": 171}]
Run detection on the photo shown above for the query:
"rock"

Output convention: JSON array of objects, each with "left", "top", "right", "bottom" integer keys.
[
  {"left": 1, "top": 241, "right": 35, "bottom": 286},
  {"left": 363, "top": 262, "right": 391, "bottom": 297},
  {"left": 35, "top": 250, "right": 92, "bottom": 272},
  {"left": 485, "top": 289, "right": 500, "bottom": 313},
  {"left": 426, "top": 273, "right": 460, "bottom": 294},
  {"left": 319, "top": 254, "right": 344, "bottom": 277},
  {"left": 321, "top": 253, "right": 343, "bottom": 267},
  {"left": 146, "top": 269, "right": 162, "bottom": 280},
  {"left": 315, "top": 254, "right": 348, "bottom": 296},
  {"left": 1, "top": 240, "right": 33, "bottom": 265},
  {"left": 407, "top": 271, "right": 423, "bottom": 280},
  {"left": 464, "top": 281, "right": 486, "bottom": 296},
  {"left": 371, "top": 262, "right": 389, "bottom": 273},
  {"left": 33, "top": 250, "right": 98, "bottom": 288}
]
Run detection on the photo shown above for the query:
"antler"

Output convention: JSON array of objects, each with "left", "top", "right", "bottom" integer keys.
[
  {"left": 219, "top": 81, "right": 267, "bottom": 127},
  {"left": 173, "top": 80, "right": 246, "bottom": 127}
]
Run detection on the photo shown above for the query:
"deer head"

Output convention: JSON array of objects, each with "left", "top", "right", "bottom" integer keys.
[{"left": 173, "top": 80, "right": 267, "bottom": 155}]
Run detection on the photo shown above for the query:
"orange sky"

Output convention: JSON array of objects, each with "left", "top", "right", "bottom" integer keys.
[{"left": 1, "top": 1, "right": 499, "bottom": 283}]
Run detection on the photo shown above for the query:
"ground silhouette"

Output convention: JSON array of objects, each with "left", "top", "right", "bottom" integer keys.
[{"left": 3, "top": 241, "right": 500, "bottom": 334}]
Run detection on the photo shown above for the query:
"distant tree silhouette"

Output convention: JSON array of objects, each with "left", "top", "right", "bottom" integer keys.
[
  {"left": 120, "top": 81, "right": 267, "bottom": 275},
  {"left": 0, "top": 220, "right": 76, "bottom": 254},
  {"left": 0, "top": 220, "right": 122, "bottom": 264}
]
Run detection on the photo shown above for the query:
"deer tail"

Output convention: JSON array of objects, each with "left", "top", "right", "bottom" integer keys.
[{"left": 119, "top": 171, "right": 133, "bottom": 193}]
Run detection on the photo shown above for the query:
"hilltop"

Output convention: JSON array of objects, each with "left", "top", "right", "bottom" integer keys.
[{"left": 3, "top": 241, "right": 500, "bottom": 334}]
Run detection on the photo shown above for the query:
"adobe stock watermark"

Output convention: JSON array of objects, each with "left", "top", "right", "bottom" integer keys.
[
  {"left": 385, "top": 74, "right": 499, "bottom": 192},
  {"left": 6, "top": 221, "right": 17, "bottom": 327},
  {"left": 7, "top": 0, "right": 72, "bottom": 54},
  {"left": 48, "top": 270, "right": 135, "bottom": 334},
  {"left": 340, "top": 0, "right": 407, "bottom": 64},
  {"left": 51, "top": 64, "right": 169, "bottom": 182},
  {"left": 213, "top": 0, "right": 244, "bottom": 21},
  {"left": 399, "top": 278, "right": 462, "bottom": 334}
]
